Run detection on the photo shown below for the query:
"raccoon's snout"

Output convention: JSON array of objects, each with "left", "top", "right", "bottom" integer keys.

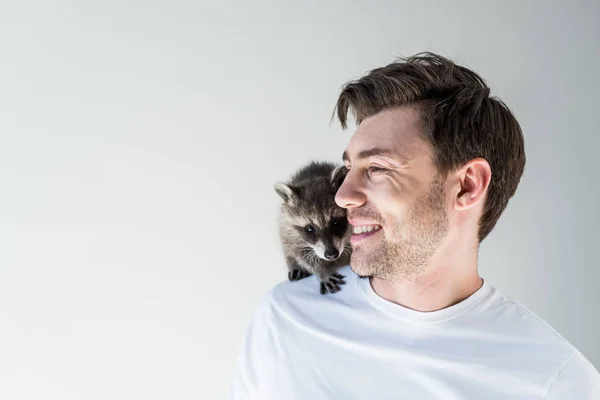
[
  {"left": 324, "top": 249, "right": 339, "bottom": 260},
  {"left": 311, "top": 243, "right": 344, "bottom": 262}
]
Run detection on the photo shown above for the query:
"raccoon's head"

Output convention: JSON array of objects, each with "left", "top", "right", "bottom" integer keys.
[{"left": 274, "top": 165, "right": 351, "bottom": 262}]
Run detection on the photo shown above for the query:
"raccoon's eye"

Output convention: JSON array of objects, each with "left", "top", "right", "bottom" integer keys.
[{"left": 304, "top": 225, "right": 316, "bottom": 234}]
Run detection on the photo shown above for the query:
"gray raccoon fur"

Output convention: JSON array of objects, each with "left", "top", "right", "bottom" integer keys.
[{"left": 274, "top": 160, "right": 352, "bottom": 294}]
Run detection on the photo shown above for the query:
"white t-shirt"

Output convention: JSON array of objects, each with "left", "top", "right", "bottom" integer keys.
[{"left": 231, "top": 265, "right": 600, "bottom": 399}]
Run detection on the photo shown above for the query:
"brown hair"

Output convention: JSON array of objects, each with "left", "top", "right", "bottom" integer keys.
[{"left": 334, "top": 52, "right": 526, "bottom": 242}]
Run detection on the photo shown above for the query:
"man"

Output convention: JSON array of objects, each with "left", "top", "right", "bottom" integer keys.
[{"left": 230, "top": 52, "right": 600, "bottom": 399}]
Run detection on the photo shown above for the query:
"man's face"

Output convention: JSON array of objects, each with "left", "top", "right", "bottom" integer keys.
[{"left": 335, "top": 106, "right": 450, "bottom": 281}]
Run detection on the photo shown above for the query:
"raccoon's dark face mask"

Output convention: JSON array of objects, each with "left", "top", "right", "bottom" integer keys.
[{"left": 296, "top": 216, "right": 350, "bottom": 261}]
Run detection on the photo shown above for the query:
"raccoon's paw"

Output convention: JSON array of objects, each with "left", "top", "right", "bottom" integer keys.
[
  {"left": 319, "top": 273, "right": 346, "bottom": 295},
  {"left": 288, "top": 268, "right": 312, "bottom": 282}
]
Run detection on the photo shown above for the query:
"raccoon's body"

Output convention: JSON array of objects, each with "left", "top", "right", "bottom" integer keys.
[{"left": 274, "top": 161, "right": 352, "bottom": 294}]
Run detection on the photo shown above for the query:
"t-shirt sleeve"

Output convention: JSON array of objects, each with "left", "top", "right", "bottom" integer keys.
[
  {"left": 545, "top": 352, "right": 600, "bottom": 400},
  {"left": 229, "top": 289, "right": 276, "bottom": 400}
]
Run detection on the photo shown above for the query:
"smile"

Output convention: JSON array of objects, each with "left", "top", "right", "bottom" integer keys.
[
  {"left": 352, "top": 225, "right": 382, "bottom": 234},
  {"left": 350, "top": 225, "right": 382, "bottom": 245}
]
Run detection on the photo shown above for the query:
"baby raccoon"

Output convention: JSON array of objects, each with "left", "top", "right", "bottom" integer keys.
[{"left": 274, "top": 160, "right": 352, "bottom": 294}]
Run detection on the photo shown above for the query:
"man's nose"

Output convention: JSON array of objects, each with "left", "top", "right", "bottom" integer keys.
[{"left": 334, "top": 170, "right": 367, "bottom": 209}]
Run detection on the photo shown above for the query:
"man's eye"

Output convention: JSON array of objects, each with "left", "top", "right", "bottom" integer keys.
[{"left": 369, "top": 166, "right": 386, "bottom": 173}]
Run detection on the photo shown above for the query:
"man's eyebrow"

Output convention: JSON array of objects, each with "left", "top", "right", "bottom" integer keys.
[{"left": 342, "top": 147, "right": 399, "bottom": 163}]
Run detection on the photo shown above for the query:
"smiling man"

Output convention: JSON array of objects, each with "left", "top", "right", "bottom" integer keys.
[{"left": 231, "top": 52, "right": 600, "bottom": 399}]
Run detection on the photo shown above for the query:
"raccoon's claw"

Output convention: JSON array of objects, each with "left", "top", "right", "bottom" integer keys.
[
  {"left": 330, "top": 273, "right": 345, "bottom": 284},
  {"left": 288, "top": 268, "right": 312, "bottom": 282},
  {"left": 319, "top": 273, "right": 346, "bottom": 295}
]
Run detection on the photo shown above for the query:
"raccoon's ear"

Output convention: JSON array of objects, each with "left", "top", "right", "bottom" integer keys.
[
  {"left": 274, "top": 181, "right": 298, "bottom": 205},
  {"left": 330, "top": 165, "right": 347, "bottom": 190}
]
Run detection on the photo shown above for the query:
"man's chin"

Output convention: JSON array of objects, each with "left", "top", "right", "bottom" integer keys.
[
  {"left": 349, "top": 264, "right": 371, "bottom": 279},
  {"left": 349, "top": 251, "right": 376, "bottom": 278}
]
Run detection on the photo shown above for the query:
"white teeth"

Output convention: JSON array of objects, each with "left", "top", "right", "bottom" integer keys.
[{"left": 352, "top": 225, "right": 381, "bottom": 234}]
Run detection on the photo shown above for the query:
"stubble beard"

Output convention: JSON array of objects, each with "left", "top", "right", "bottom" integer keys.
[{"left": 350, "top": 178, "right": 450, "bottom": 282}]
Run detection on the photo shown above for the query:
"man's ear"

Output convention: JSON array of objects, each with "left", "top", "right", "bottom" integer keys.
[
  {"left": 274, "top": 181, "right": 298, "bottom": 205},
  {"left": 330, "top": 164, "right": 347, "bottom": 191},
  {"left": 454, "top": 158, "right": 492, "bottom": 211}
]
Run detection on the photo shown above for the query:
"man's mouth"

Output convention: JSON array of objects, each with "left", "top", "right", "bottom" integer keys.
[
  {"left": 352, "top": 224, "right": 381, "bottom": 234},
  {"left": 351, "top": 224, "right": 382, "bottom": 244}
]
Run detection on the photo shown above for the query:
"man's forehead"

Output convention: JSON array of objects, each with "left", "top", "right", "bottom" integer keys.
[
  {"left": 342, "top": 146, "right": 400, "bottom": 163},
  {"left": 342, "top": 109, "right": 424, "bottom": 163}
]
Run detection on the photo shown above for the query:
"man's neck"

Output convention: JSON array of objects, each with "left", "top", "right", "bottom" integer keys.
[{"left": 369, "top": 250, "right": 483, "bottom": 313}]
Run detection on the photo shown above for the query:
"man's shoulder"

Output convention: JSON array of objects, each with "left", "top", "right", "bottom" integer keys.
[
  {"left": 487, "top": 289, "right": 577, "bottom": 349},
  {"left": 482, "top": 287, "right": 599, "bottom": 381},
  {"left": 483, "top": 289, "right": 576, "bottom": 353},
  {"left": 259, "top": 265, "right": 358, "bottom": 317},
  {"left": 545, "top": 351, "right": 600, "bottom": 399},
  {"left": 268, "top": 264, "right": 356, "bottom": 300}
]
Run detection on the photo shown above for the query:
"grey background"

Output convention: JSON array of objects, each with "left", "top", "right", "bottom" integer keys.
[{"left": 0, "top": 1, "right": 598, "bottom": 399}]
